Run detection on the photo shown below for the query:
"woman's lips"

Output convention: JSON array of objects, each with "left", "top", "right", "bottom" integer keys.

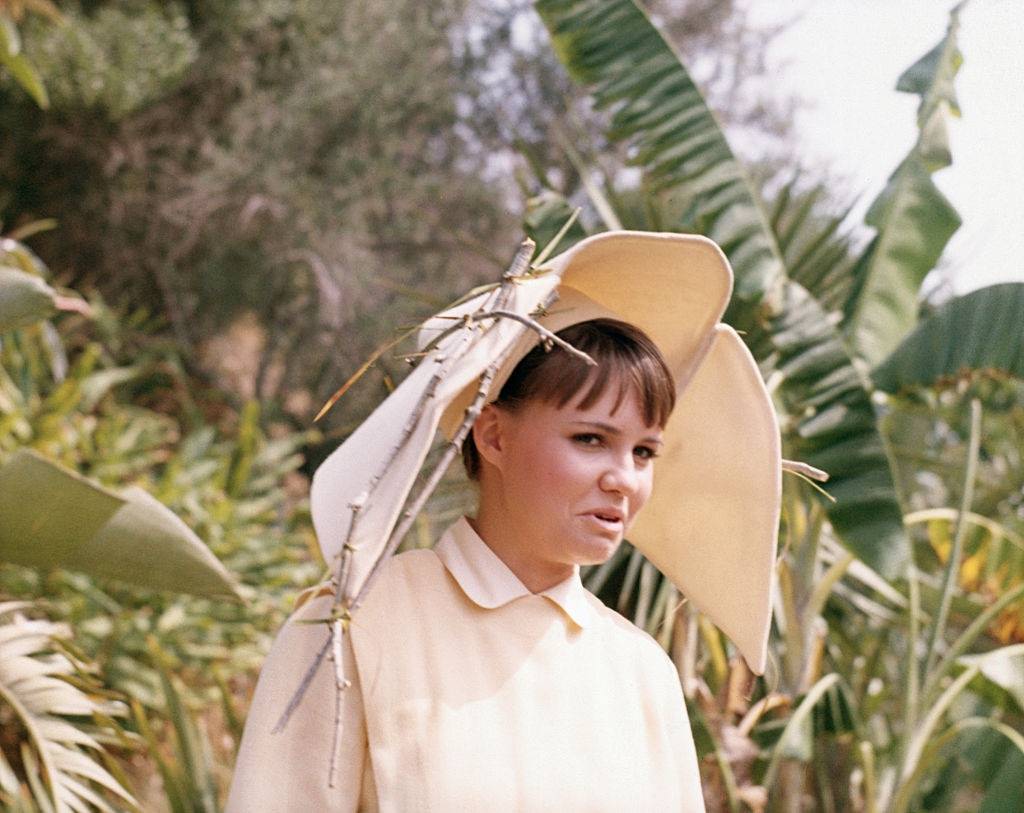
[{"left": 582, "top": 511, "right": 624, "bottom": 533}]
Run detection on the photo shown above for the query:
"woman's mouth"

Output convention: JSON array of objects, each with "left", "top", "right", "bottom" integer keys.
[{"left": 583, "top": 509, "right": 624, "bottom": 532}]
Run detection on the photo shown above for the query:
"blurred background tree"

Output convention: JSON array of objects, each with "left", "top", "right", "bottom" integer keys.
[{"left": 1, "top": 0, "right": 803, "bottom": 436}]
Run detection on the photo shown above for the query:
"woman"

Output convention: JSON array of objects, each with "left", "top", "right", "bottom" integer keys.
[{"left": 227, "top": 232, "right": 782, "bottom": 811}]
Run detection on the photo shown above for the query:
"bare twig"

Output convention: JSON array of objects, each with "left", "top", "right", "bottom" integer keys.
[
  {"left": 781, "top": 459, "right": 829, "bottom": 482},
  {"left": 481, "top": 310, "right": 597, "bottom": 366},
  {"left": 502, "top": 239, "right": 536, "bottom": 280},
  {"left": 327, "top": 608, "right": 351, "bottom": 788},
  {"left": 353, "top": 352, "right": 503, "bottom": 609},
  {"left": 273, "top": 496, "right": 362, "bottom": 739}
]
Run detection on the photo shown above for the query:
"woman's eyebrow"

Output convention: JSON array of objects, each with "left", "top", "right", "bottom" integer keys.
[{"left": 569, "top": 420, "right": 663, "bottom": 445}]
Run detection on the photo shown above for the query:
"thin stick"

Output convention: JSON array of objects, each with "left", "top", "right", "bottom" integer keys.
[
  {"left": 273, "top": 498, "right": 360, "bottom": 737},
  {"left": 481, "top": 310, "right": 597, "bottom": 366},
  {"left": 327, "top": 610, "right": 351, "bottom": 788},
  {"left": 781, "top": 459, "right": 829, "bottom": 482},
  {"left": 502, "top": 238, "right": 536, "bottom": 281}
]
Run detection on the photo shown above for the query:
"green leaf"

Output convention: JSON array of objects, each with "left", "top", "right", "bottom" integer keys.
[
  {"left": 0, "top": 45, "right": 49, "bottom": 109},
  {"left": 148, "top": 642, "right": 220, "bottom": 813},
  {"left": 844, "top": 6, "right": 965, "bottom": 366},
  {"left": 0, "top": 449, "right": 241, "bottom": 598},
  {"left": 770, "top": 177, "right": 858, "bottom": 315},
  {"left": 523, "top": 190, "right": 588, "bottom": 261},
  {"left": 960, "top": 643, "right": 1024, "bottom": 712},
  {"left": 0, "top": 267, "right": 58, "bottom": 332},
  {"left": 66, "top": 485, "right": 241, "bottom": 599},
  {"left": 893, "top": 715, "right": 1024, "bottom": 813},
  {"left": 0, "top": 14, "right": 21, "bottom": 56},
  {"left": 980, "top": 747, "right": 1024, "bottom": 813},
  {"left": 0, "top": 604, "right": 137, "bottom": 812},
  {"left": 0, "top": 449, "right": 126, "bottom": 568},
  {"left": 762, "top": 673, "right": 842, "bottom": 789},
  {"left": 895, "top": 3, "right": 963, "bottom": 168},
  {"left": 534, "top": 0, "right": 783, "bottom": 302},
  {"left": 770, "top": 282, "right": 909, "bottom": 578},
  {"left": 872, "top": 283, "right": 1024, "bottom": 391}
]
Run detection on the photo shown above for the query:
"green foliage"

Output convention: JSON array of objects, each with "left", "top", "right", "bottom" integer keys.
[
  {"left": 0, "top": 0, "right": 59, "bottom": 108},
  {"left": 0, "top": 601, "right": 137, "bottom": 812},
  {"left": 131, "top": 641, "right": 221, "bottom": 813},
  {"left": 534, "top": 0, "right": 784, "bottom": 303},
  {"left": 873, "top": 283, "right": 1024, "bottom": 392},
  {"left": 3, "top": 0, "right": 1021, "bottom": 808},
  {"left": 1, "top": 291, "right": 321, "bottom": 698},
  {"left": 0, "top": 266, "right": 57, "bottom": 330},
  {"left": 0, "top": 448, "right": 241, "bottom": 598},
  {"left": 17, "top": 1, "right": 198, "bottom": 120},
  {"left": 533, "top": 2, "right": 1024, "bottom": 809},
  {"left": 767, "top": 280, "right": 910, "bottom": 579},
  {"left": 844, "top": 3, "right": 965, "bottom": 367}
]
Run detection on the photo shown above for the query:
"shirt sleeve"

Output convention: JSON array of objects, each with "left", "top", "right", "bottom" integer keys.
[{"left": 225, "top": 592, "right": 368, "bottom": 813}]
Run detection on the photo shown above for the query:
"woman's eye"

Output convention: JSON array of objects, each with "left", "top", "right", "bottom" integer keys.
[
  {"left": 572, "top": 433, "right": 602, "bottom": 447},
  {"left": 634, "top": 445, "right": 659, "bottom": 461}
]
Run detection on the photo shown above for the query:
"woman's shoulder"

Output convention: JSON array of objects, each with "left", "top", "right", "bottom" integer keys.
[{"left": 583, "top": 592, "right": 681, "bottom": 680}]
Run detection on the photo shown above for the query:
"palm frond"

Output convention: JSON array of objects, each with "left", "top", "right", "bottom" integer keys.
[{"left": 0, "top": 602, "right": 137, "bottom": 813}]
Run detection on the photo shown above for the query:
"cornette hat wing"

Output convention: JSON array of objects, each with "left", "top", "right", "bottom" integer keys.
[
  {"left": 310, "top": 269, "right": 561, "bottom": 604},
  {"left": 310, "top": 231, "right": 781, "bottom": 675}
]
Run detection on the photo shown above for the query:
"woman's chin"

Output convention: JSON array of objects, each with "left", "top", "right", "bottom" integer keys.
[{"left": 570, "top": 535, "right": 622, "bottom": 566}]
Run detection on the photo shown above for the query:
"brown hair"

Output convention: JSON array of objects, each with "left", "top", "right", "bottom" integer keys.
[{"left": 462, "top": 318, "right": 676, "bottom": 480}]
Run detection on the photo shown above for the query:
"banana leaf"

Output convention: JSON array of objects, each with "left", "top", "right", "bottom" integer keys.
[
  {"left": 0, "top": 603, "right": 137, "bottom": 812},
  {"left": 0, "top": 449, "right": 241, "bottom": 598},
  {"left": 960, "top": 643, "right": 1024, "bottom": 712},
  {"left": 534, "top": 0, "right": 783, "bottom": 302},
  {"left": 873, "top": 283, "right": 1024, "bottom": 392},
  {"left": 843, "top": 5, "right": 965, "bottom": 366},
  {"left": 769, "top": 177, "right": 858, "bottom": 316},
  {"left": 770, "top": 281, "right": 909, "bottom": 578}
]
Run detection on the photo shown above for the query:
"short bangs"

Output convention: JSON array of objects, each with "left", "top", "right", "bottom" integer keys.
[{"left": 463, "top": 318, "right": 676, "bottom": 480}]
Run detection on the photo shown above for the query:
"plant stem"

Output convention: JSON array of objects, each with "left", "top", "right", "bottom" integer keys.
[{"left": 922, "top": 398, "right": 982, "bottom": 680}]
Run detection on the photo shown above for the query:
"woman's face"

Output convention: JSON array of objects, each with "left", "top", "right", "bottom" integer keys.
[{"left": 477, "top": 379, "right": 663, "bottom": 579}]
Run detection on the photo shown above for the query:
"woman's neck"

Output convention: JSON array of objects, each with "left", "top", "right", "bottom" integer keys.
[{"left": 469, "top": 502, "right": 575, "bottom": 594}]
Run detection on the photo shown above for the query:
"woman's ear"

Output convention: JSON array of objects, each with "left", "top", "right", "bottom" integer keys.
[{"left": 472, "top": 403, "right": 505, "bottom": 471}]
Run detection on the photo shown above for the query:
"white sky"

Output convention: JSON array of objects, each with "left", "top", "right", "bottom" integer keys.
[{"left": 751, "top": 0, "right": 1024, "bottom": 295}]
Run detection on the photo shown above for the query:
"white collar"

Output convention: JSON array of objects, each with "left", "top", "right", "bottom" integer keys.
[{"left": 433, "top": 517, "right": 596, "bottom": 629}]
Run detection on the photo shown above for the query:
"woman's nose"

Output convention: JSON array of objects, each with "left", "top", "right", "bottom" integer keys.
[{"left": 598, "top": 459, "right": 639, "bottom": 496}]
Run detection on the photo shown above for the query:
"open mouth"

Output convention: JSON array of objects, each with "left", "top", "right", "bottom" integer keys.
[{"left": 587, "top": 511, "right": 624, "bottom": 529}]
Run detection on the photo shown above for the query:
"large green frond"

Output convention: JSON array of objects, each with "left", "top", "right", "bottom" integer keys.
[
  {"left": 0, "top": 449, "right": 241, "bottom": 599},
  {"left": 534, "top": 0, "right": 783, "bottom": 302},
  {"left": 844, "top": 5, "right": 965, "bottom": 366},
  {"left": 872, "top": 283, "right": 1024, "bottom": 392},
  {"left": 769, "top": 281, "right": 909, "bottom": 578}
]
